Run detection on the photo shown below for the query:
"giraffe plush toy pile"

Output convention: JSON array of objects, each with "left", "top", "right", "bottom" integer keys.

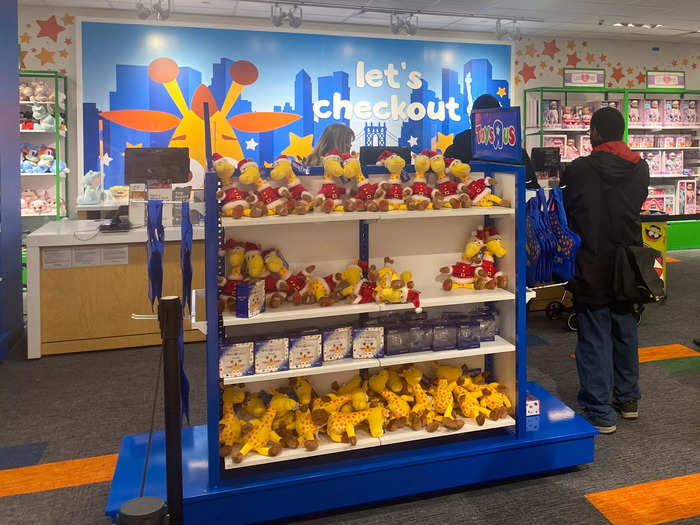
[{"left": 221, "top": 366, "right": 513, "bottom": 462}]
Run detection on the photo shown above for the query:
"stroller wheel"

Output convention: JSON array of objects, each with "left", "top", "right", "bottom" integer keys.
[
  {"left": 546, "top": 301, "right": 565, "bottom": 320},
  {"left": 567, "top": 313, "right": 578, "bottom": 332}
]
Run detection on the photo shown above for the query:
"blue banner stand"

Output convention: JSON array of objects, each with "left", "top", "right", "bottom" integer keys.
[{"left": 105, "top": 158, "right": 596, "bottom": 524}]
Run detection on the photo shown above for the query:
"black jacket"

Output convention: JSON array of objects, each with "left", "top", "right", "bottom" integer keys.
[
  {"left": 444, "top": 129, "right": 540, "bottom": 188},
  {"left": 562, "top": 141, "right": 649, "bottom": 306}
]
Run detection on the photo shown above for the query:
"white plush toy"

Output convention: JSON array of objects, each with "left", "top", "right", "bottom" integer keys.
[
  {"left": 31, "top": 104, "right": 55, "bottom": 130},
  {"left": 77, "top": 170, "right": 103, "bottom": 205}
]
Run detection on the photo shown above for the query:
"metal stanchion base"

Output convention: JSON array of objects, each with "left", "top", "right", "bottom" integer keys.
[{"left": 118, "top": 497, "right": 167, "bottom": 525}]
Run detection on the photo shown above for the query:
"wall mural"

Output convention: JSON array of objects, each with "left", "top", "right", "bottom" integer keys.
[{"left": 19, "top": 14, "right": 74, "bottom": 73}]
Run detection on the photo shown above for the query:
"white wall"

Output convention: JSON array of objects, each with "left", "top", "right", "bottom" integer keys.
[{"left": 18, "top": 5, "right": 700, "bottom": 214}]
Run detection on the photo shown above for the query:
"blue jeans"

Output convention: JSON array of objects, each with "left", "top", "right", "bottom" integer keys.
[{"left": 574, "top": 303, "right": 641, "bottom": 426}]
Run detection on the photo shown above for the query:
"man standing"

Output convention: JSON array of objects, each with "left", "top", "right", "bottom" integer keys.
[{"left": 562, "top": 107, "right": 649, "bottom": 434}]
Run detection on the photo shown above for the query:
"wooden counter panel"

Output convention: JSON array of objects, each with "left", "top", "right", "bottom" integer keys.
[
  {"left": 40, "top": 241, "right": 204, "bottom": 343},
  {"left": 41, "top": 329, "right": 205, "bottom": 355}
]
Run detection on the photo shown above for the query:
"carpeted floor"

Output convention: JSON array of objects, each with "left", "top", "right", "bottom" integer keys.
[{"left": 0, "top": 250, "right": 699, "bottom": 525}]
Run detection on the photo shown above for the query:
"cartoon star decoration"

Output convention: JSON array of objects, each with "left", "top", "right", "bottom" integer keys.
[
  {"left": 433, "top": 132, "right": 453, "bottom": 154},
  {"left": 518, "top": 62, "right": 537, "bottom": 84},
  {"left": 542, "top": 39, "right": 560, "bottom": 60},
  {"left": 35, "top": 48, "right": 54, "bottom": 66},
  {"left": 407, "top": 136, "right": 418, "bottom": 148},
  {"left": 36, "top": 15, "right": 65, "bottom": 43},
  {"left": 245, "top": 138, "right": 259, "bottom": 151},
  {"left": 101, "top": 153, "right": 113, "bottom": 166},
  {"left": 281, "top": 132, "right": 313, "bottom": 160},
  {"left": 496, "top": 86, "right": 507, "bottom": 98}
]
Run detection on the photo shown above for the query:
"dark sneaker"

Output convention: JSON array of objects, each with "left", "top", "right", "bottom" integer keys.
[
  {"left": 593, "top": 423, "right": 617, "bottom": 434},
  {"left": 613, "top": 400, "right": 639, "bottom": 420}
]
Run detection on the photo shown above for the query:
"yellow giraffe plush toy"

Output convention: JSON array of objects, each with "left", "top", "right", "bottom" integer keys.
[
  {"left": 290, "top": 377, "right": 314, "bottom": 406},
  {"left": 407, "top": 150, "right": 441, "bottom": 210},
  {"left": 401, "top": 367, "right": 440, "bottom": 432},
  {"left": 453, "top": 384, "right": 491, "bottom": 426},
  {"left": 270, "top": 154, "right": 313, "bottom": 215},
  {"left": 430, "top": 363, "right": 465, "bottom": 430},
  {"left": 368, "top": 369, "right": 412, "bottom": 431},
  {"left": 294, "top": 405, "right": 324, "bottom": 451},
  {"left": 343, "top": 154, "right": 387, "bottom": 212},
  {"left": 235, "top": 396, "right": 291, "bottom": 463},
  {"left": 432, "top": 152, "right": 470, "bottom": 209},
  {"left": 480, "top": 383, "right": 513, "bottom": 420},
  {"left": 376, "top": 150, "right": 409, "bottom": 211},
  {"left": 213, "top": 153, "right": 260, "bottom": 218},
  {"left": 313, "top": 148, "right": 347, "bottom": 213},
  {"left": 238, "top": 158, "right": 290, "bottom": 216},
  {"left": 219, "top": 386, "right": 246, "bottom": 457},
  {"left": 326, "top": 405, "right": 387, "bottom": 444}
]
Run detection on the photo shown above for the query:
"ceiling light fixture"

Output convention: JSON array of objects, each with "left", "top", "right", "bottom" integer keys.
[
  {"left": 135, "top": 0, "right": 170, "bottom": 21},
  {"left": 614, "top": 21, "right": 662, "bottom": 29},
  {"left": 390, "top": 13, "right": 418, "bottom": 35},
  {"left": 495, "top": 19, "right": 520, "bottom": 41},
  {"left": 270, "top": 4, "right": 303, "bottom": 28}
]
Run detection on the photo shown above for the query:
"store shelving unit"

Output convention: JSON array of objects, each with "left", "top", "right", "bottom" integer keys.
[
  {"left": 19, "top": 70, "right": 68, "bottom": 227},
  {"left": 106, "top": 148, "right": 596, "bottom": 522}
]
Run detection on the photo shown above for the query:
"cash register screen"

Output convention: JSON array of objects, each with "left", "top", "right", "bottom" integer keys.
[{"left": 124, "top": 147, "right": 190, "bottom": 184}]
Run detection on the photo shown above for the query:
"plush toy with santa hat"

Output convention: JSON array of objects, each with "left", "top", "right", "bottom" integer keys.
[
  {"left": 475, "top": 226, "right": 508, "bottom": 289},
  {"left": 278, "top": 265, "right": 316, "bottom": 305},
  {"left": 217, "top": 239, "right": 252, "bottom": 310},
  {"left": 271, "top": 154, "right": 313, "bottom": 215},
  {"left": 307, "top": 272, "right": 341, "bottom": 307},
  {"left": 378, "top": 277, "right": 422, "bottom": 313},
  {"left": 238, "top": 157, "right": 289, "bottom": 216},
  {"left": 464, "top": 176, "right": 510, "bottom": 208},
  {"left": 433, "top": 154, "right": 471, "bottom": 209},
  {"left": 376, "top": 149, "right": 410, "bottom": 211},
  {"left": 313, "top": 148, "right": 348, "bottom": 213},
  {"left": 407, "top": 150, "right": 441, "bottom": 210},
  {"left": 213, "top": 153, "right": 262, "bottom": 218},
  {"left": 342, "top": 153, "right": 387, "bottom": 212}
]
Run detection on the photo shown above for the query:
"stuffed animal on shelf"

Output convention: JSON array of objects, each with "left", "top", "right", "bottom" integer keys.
[
  {"left": 475, "top": 226, "right": 508, "bottom": 289},
  {"left": 76, "top": 170, "right": 102, "bottom": 205},
  {"left": 31, "top": 104, "right": 54, "bottom": 130},
  {"left": 242, "top": 392, "right": 266, "bottom": 419},
  {"left": 453, "top": 384, "right": 490, "bottom": 425},
  {"left": 278, "top": 265, "right": 316, "bottom": 305},
  {"left": 219, "top": 386, "right": 246, "bottom": 457},
  {"left": 234, "top": 395, "right": 293, "bottom": 463},
  {"left": 401, "top": 367, "right": 440, "bottom": 432},
  {"left": 464, "top": 176, "right": 510, "bottom": 208},
  {"left": 290, "top": 377, "right": 314, "bottom": 406},
  {"left": 238, "top": 158, "right": 290, "bottom": 216},
  {"left": 433, "top": 153, "right": 471, "bottom": 208},
  {"left": 271, "top": 155, "right": 313, "bottom": 214},
  {"left": 407, "top": 150, "right": 440, "bottom": 210},
  {"left": 326, "top": 406, "right": 386, "bottom": 444},
  {"left": 334, "top": 262, "right": 365, "bottom": 300},
  {"left": 213, "top": 153, "right": 259, "bottom": 218},
  {"left": 20, "top": 145, "right": 40, "bottom": 173},
  {"left": 313, "top": 148, "right": 347, "bottom": 213},
  {"left": 378, "top": 277, "right": 422, "bottom": 313},
  {"left": 307, "top": 273, "right": 340, "bottom": 307},
  {"left": 479, "top": 383, "right": 513, "bottom": 420},
  {"left": 376, "top": 150, "right": 409, "bottom": 211},
  {"left": 263, "top": 248, "right": 290, "bottom": 280},
  {"left": 35, "top": 147, "right": 55, "bottom": 173},
  {"left": 343, "top": 153, "right": 386, "bottom": 212},
  {"left": 294, "top": 405, "right": 323, "bottom": 450},
  {"left": 429, "top": 364, "right": 465, "bottom": 430},
  {"left": 241, "top": 243, "right": 265, "bottom": 279},
  {"left": 368, "top": 369, "right": 412, "bottom": 431},
  {"left": 440, "top": 231, "right": 486, "bottom": 291},
  {"left": 218, "top": 239, "right": 247, "bottom": 311},
  {"left": 346, "top": 262, "right": 379, "bottom": 305}
]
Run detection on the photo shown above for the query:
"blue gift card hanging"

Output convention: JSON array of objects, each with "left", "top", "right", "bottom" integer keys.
[
  {"left": 147, "top": 200, "right": 164, "bottom": 309},
  {"left": 547, "top": 187, "right": 580, "bottom": 281}
]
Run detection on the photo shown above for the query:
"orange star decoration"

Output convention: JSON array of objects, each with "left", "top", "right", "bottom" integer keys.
[
  {"left": 542, "top": 39, "right": 560, "bottom": 59},
  {"left": 539, "top": 60, "right": 547, "bottom": 69},
  {"left": 636, "top": 72, "right": 646, "bottom": 84},
  {"left": 36, "top": 15, "right": 65, "bottom": 43},
  {"left": 516, "top": 49, "right": 523, "bottom": 57},
  {"left": 626, "top": 79, "right": 635, "bottom": 88},
  {"left": 627, "top": 67, "right": 634, "bottom": 75},
  {"left": 518, "top": 62, "right": 537, "bottom": 84},
  {"left": 567, "top": 40, "right": 576, "bottom": 49},
  {"left": 496, "top": 86, "right": 507, "bottom": 98},
  {"left": 61, "top": 14, "right": 75, "bottom": 26},
  {"left": 281, "top": 132, "right": 313, "bottom": 160},
  {"left": 19, "top": 33, "right": 31, "bottom": 44},
  {"left": 586, "top": 53, "right": 595, "bottom": 64},
  {"left": 514, "top": 76, "right": 521, "bottom": 85},
  {"left": 35, "top": 48, "right": 54, "bottom": 65},
  {"left": 611, "top": 67, "right": 625, "bottom": 83},
  {"left": 525, "top": 44, "right": 537, "bottom": 58},
  {"left": 566, "top": 53, "right": 581, "bottom": 67},
  {"left": 59, "top": 49, "right": 69, "bottom": 59},
  {"left": 434, "top": 132, "right": 454, "bottom": 154},
  {"left": 558, "top": 68, "right": 564, "bottom": 76},
  {"left": 682, "top": 58, "right": 688, "bottom": 66}
]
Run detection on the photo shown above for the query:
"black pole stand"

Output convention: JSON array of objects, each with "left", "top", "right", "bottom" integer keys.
[{"left": 118, "top": 296, "right": 184, "bottom": 525}]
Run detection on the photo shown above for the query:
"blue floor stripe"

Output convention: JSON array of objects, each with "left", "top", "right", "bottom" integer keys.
[
  {"left": 527, "top": 334, "right": 550, "bottom": 347},
  {"left": 0, "top": 442, "right": 47, "bottom": 470}
]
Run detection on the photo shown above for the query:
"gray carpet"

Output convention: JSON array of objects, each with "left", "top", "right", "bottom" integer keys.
[{"left": 1, "top": 250, "right": 699, "bottom": 525}]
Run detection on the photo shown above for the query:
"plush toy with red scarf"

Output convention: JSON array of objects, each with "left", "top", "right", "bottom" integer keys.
[
  {"left": 433, "top": 154, "right": 471, "bottom": 209},
  {"left": 464, "top": 176, "right": 510, "bottom": 208},
  {"left": 376, "top": 150, "right": 410, "bottom": 211},
  {"left": 271, "top": 155, "right": 313, "bottom": 214},
  {"left": 238, "top": 158, "right": 290, "bottom": 216},
  {"left": 343, "top": 153, "right": 387, "bottom": 212},
  {"left": 313, "top": 148, "right": 347, "bottom": 213},
  {"left": 278, "top": 265, "right": 316, "bottom": 305},
  {"left": 213, "top": 153, "right": 262, "bottom": 218},
  {"left": 407, "top": 150, "right": 440, "bottom": 210}
]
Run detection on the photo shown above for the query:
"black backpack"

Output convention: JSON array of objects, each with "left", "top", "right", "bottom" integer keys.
[{"left": 613, "top": 245, "right": 666, "bottom": 304}]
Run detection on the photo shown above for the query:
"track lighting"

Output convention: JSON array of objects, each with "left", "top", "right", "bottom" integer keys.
[
  {"left": 271, "top": 4, "right": 303, "bottom": 28},
  {"left": 613, "top": 22, "right": 662, "bottom": 29},
  {"left": 495, "top": 19, "right": 520, "bottom": 41},
  {"left": 135, "top": 0, "right": 171, "bottom": 21},
  {"left": 390, "top": 13, "right": 418, "bottom": 35}
]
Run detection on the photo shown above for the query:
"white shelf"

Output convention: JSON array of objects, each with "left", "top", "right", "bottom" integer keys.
[
  {"left": 224, "top": 431, "right": 381, "bottom": 470},
  {"left": 527, "top": 127, "right": 589, "bottom": 134},
  {"left": 194, "top": 288, "right": 515, "bottom": 332},
  {"left": 628, "top": 125, "right": 700, "bottom": 131},
  {"left": 378, "top": 336, "right": 515, "bottom": 367},
  {"left": 20, "top": 100, "right": 64, "bottom": 107},
  {"left": 222, "top": 336, "right": 515, "bottom": 385},
  {"left": 221, "top": 206, "right": 514, "bottom": 228},
  {"left": 223, "top": 414, "right": 515, "bottom": 469},
  {"left": 20, "top": 129, "right": 66, "bottom": 136},
  {"left": 632, "top": 147, "right": 700, "bottom": 151},
  {"left": 21, "top": 211, "right": 65, "bottom": 218},
  {"left": 75, "top": 203, "right": 122, "bottom": 211},
  {"left": 649, "top": 173, "right": 695, "bottom": 178},
  {"left": 222, "top": 357, "right": 381, "bottom": 385},
  {"left": 21, "top": 172, "right": 66, "bottom": 179}
]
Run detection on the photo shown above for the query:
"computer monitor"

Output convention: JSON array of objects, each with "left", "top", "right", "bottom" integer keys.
[
  {"left": 359, "top": 146, "right": 412, "bottom": 166},
  {"left": 124, "top": 147, "right": 190, "bottom": 185}
]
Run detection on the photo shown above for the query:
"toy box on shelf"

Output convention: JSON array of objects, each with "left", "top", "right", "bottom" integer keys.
[{"left": 19, "top": 70, "right": 68, "bottom": 227}]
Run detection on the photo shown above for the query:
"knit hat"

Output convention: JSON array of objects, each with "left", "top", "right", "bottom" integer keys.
[
  {"left": 419, "top": 149, "right": 434, "bottom": 157},
  {"left": 376, "top": 149, "right": 397, "bottom": 165},
  {"left": 274, "top": 155, "right": 291, "bottom": 165},
  {"left": 323, "top": 148, "right": 341, "bottom": 162},
  {"left": 444, "top": 157, "right": 461, "bottom": 174},
  {"left": 212, "top": 152, "right": 224, "bottom": 163},
  {"left": 238, "top": 158, "right": 257, "bottom": 173}
]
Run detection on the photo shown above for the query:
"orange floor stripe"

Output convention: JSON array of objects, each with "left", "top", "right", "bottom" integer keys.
[
  {"left": 586, "top": 473, "right": 700, "bottom": 525},
  {"left": 666, "top": 256, "right": 680, "bottom": 263},
  {"left": 0, "top": 454, "right": 118, "bottom": 498},
  {"left": 638, "top": 344, "right": 699, "bottom": 363}
]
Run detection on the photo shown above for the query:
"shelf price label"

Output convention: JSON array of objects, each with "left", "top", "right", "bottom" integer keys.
[
  {"left": 563, "top": 68, "right": 605, "bottom": 88},
  {"left": 470, "top": 107, "right": 522, "bottom": 163},
  {"left": 646, "top": 70, "right": 685, "bottom": 90}
]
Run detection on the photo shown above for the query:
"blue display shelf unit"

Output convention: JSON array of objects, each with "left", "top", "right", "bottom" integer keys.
[{"left": 106, "top": 152, "right": 597, "bottom": 523}]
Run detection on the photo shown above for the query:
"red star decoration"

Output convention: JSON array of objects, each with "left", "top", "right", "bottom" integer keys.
[
  {"left": 582, "top": 41, "right": 587, "bottom": 46},
  {"left": 31, "top": 48, "right": 36, "bottom": 53},
  {"left": 65, "top": 38, "right": 72, "bottom": 45},
  {"left": 37, "top": 15, "right": 65, "bottom": 42},
  {"left": 599, "top": 54, "right": 606, "bottom": 62},
  {"left": 611, "top": 67, "right": 624, "bottom": 83},
  {"left": 617, "top": 62, "right": 621, "bottom": 66},
  {"left": 566, "top": 53, "right": 581, "bottom": 67},
  {"left": 693, "top": 64, "right": 697, "bottom": 70},
  {"left": 542, "top": 40, "right": 560, "bottom": 60},
  {"left": 518, "top": 62, "right": 537, "bottom": 84},
  {"left": 59, "top": 49, "right": 69, "bottom": 58},
  {"left": 20, "top": 50, "right": 28, "bottom": 69},
  {"left": 585, "top": 53, "right": 595, "bottom": 64},
  {"left": 653, "top": 65, "right": 659, "bottom": 70},
  {"left": 636, "top": 72, "right": 646, "bottom": 84},
  {"left": 515, "top": 60, "right": 519, "bottom": 65},
  {"left": 672, "top": 59, "right": 678, "bottom": 66},
  {"left": 549, "top": 66, "right": 554, "bottom": 71},
  {"left": 558, "top": 59, "right": 562, "bottom": 64},
  {"left": 608, "top": 82, "right": 613, "bottom": 87},
  {"left": 60, "top": 68, "right": 66, "bottom": 74},
  {"left": 567, "top": 40, "right": 576, "bottom": 49},
  {"left": 525, "top": 44, "right": 537, "bottom": 58}
]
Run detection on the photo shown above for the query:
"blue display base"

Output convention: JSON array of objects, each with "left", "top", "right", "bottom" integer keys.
[{"left": 106, "top": 382, "right": 596, "bottom": 524}]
